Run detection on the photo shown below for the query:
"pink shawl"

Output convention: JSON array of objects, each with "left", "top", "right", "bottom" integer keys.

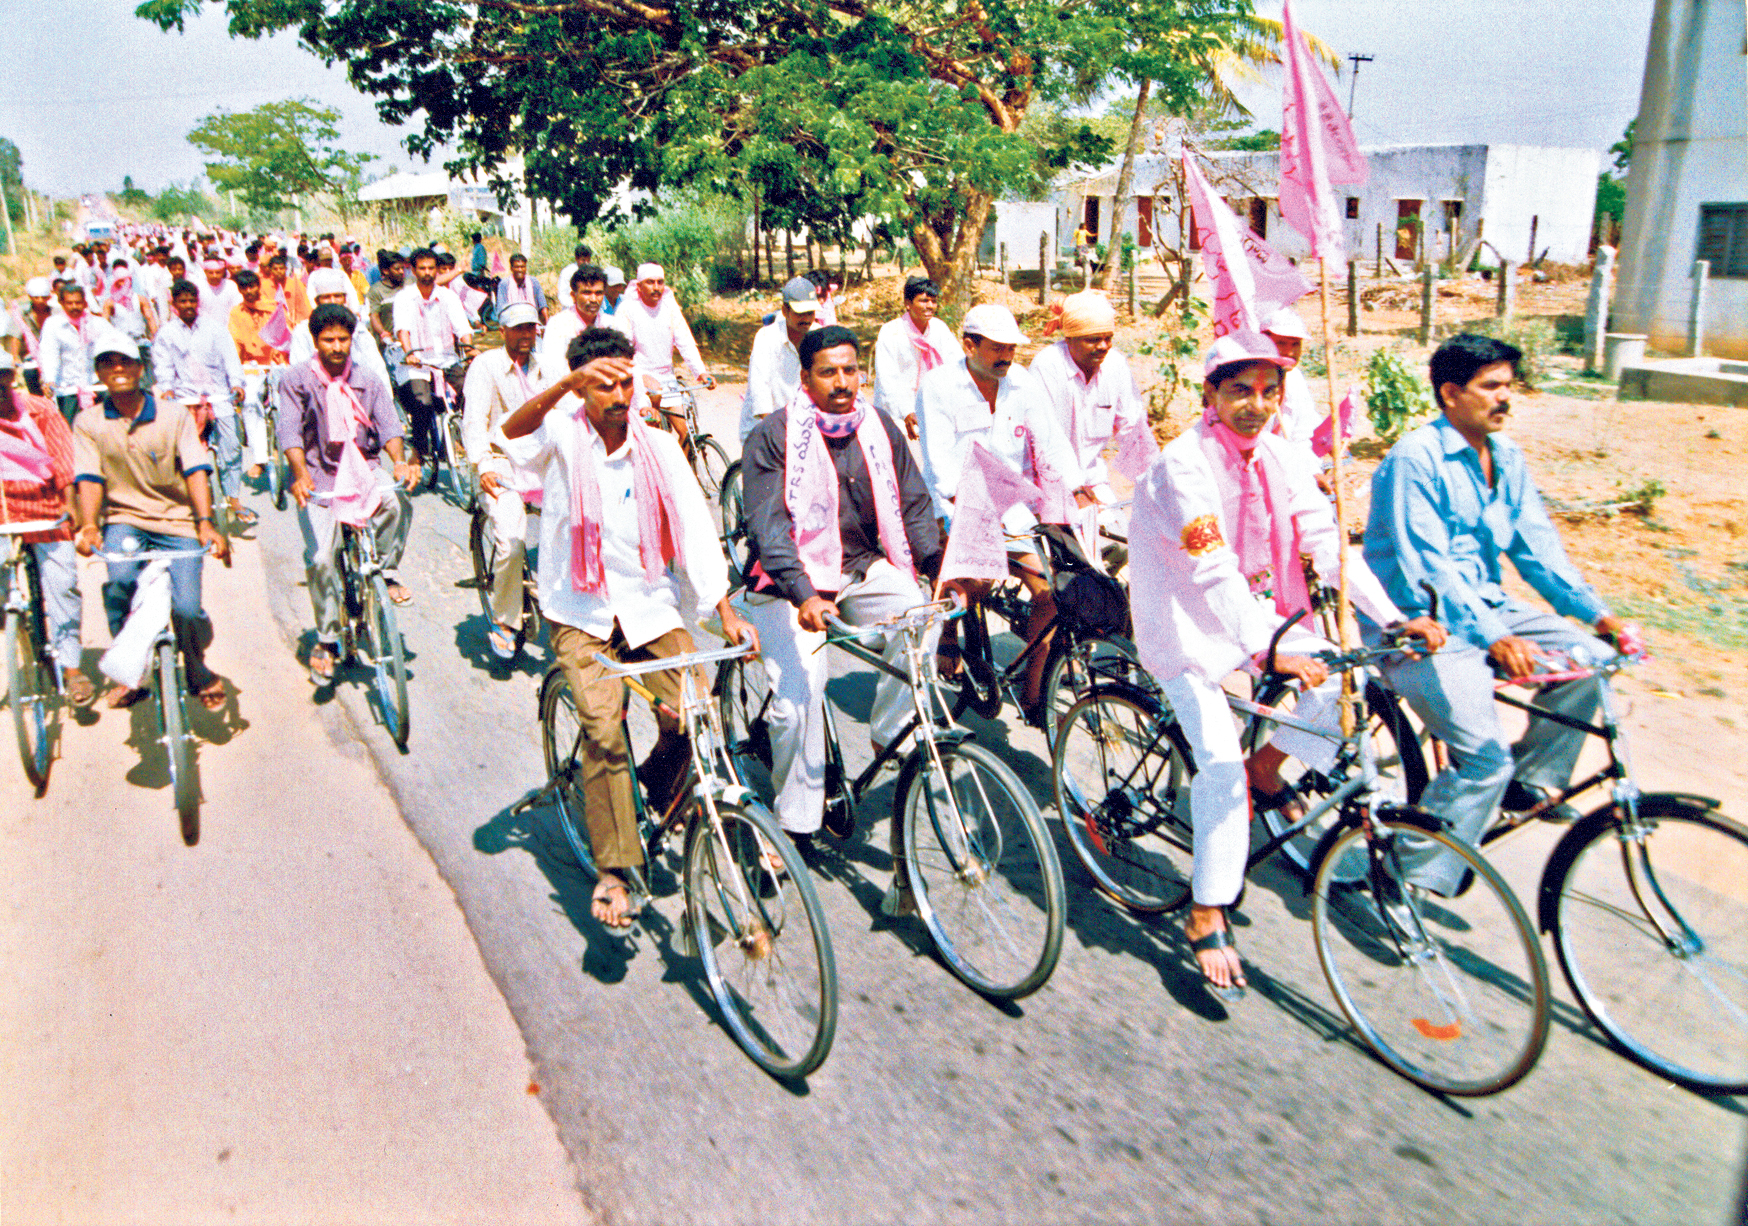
[
  {"left": 568, "top": 406, "right": 682, "bottom": 595},
  {"left": 1198, "top": 406, "right": 1310, "bottom": 618},
  {"left": 783, "top": 391, "right": 913, "bottom": 591},
  {"left": 905, "top": 311, "right": 942, "bottom": 374},
  {"left": 309, "top": 358, "right": 383, "bottom": 526},
  {"left": 0, "top": 396, "right": 56, "bottom": 486}
]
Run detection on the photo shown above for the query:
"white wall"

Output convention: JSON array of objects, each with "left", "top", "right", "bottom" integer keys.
[
  {"left": 1613, "top": 0, "right": 1748, "bottom": 356},
  {"left": 982, "top": 201, "right": 1057, "bottom": 268},
  {"left": 1479, "top": 145, "right": 1602, "bottom": 265}
]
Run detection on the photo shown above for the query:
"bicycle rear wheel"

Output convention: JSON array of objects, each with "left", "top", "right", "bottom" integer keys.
[
  {"left": 715, "top": 651, "right": 774, "bottom": 792},
  {"left": 718, "top": 460, "right": 747, "bottom": 582},
  {"left": 539, "top": 670, "right": 595, "bottom": 872},
  {"left": 158, "top": 642, "right": 200, "bottom": 846},
  {"left": 900, "top": 740, "right": 1064, "bottom": 998},
  {"left": 364, "top": 575, "right": 411, "bottom": 747},
  {"left": 691, "top": 436, "right": 731, "bottom": 526},
  {"left": 685, "top": 798, "right": 837, "bottom": 1078},
  {"left": 1040, "top": 631, "right": 1142, "bottom": 749},
  {"left": 1548, "top": 799, "right": 1748, "bottom": 1093},
  {"left": 6, "top": 605, "right": 55, "bottom": 793},
  {"left": 1052, "top": 685, "right": 1193, "bottom": 913},
  {"left": 1248, "top": 679, "right": 1427, "bottom": 881},
  {"left": 1310, "top": 808, "right": 1550, "bottom": 1096}
]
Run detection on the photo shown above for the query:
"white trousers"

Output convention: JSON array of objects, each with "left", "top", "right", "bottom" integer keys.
[
  {"left": 1156, "top": 625, "right": 1344, "bottom": 907},
  {"left": 241, "top": 371, "right": 271, "bottom": 468},
  {"left": 740, "top": 559, "right": 936, "bottom": 834},
  {"left": 479, "top": 487, "right": 531, "bottom": 629}
]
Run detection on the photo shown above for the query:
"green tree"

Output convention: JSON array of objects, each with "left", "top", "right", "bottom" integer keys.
[
  {"left": 1594, "top": 118, "right": 1633, "bottom": 234},
  {"left": 138, "top": 0, "right": 1254, "bottom": 305},
  {"left": 118, "top": 175, "right": 153, "bottom": 208},
  {"left": 185, "top": 98, "right": 374, "bottom": 215},
  {"left": 152, "top": 181, "right": 216, "bottom": 224},
  {"left": 0, "top": 137, "right": 23, "bottom": 224}
]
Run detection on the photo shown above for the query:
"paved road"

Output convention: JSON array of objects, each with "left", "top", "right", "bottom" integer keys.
[{"left": 233, "top": 387, "right": 1743, "bottom": 1225}]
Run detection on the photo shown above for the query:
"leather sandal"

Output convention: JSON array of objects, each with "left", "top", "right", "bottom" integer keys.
[{"left": 1188, "top": 907, "right": 1247, "bottom": 1003}]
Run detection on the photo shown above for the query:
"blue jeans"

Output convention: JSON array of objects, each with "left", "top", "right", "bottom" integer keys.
[{"left": 101, "top": 524, "right": 216, "bottom": 692}]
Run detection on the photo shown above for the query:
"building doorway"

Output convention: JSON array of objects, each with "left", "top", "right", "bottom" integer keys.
[
  {"left": 1137, "top": 196, "right": 1154, "bottom": 248},
  {"left": 1396, "top": 199, "right": 1424, "bottom": 261},
  {"left": 1247, "top": 197, "right": 1268, "bottom": 239}
]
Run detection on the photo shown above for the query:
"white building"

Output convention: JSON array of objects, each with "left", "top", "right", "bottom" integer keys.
[
  {"left": 1612, "top": 0, "right": 1747, "bottom": 358},
  {"left": 1054, "top": 143, "right": 1602, "bottom": 268}
]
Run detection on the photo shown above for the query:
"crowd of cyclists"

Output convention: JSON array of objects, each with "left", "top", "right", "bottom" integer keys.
[{"left": 3, "top": 216, "right": 1740, "bottom": 1095}]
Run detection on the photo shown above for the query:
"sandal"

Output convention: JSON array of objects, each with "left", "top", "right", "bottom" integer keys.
[
  {"left": 308, "top": 643, "right": 338, "bottom": 686},
  {"left": 386, "top": 582, "right": 413, "bottom": 606},
  {"left": 229, "top": 505, "right": 259, "bottom": 528},
  {"left": 486, "top": 623, "right": 518, "bottom": 660},
  {"left": 196, "top": 678, "right": 227, "bottom": 711},
  {"left": 1187, "top": 906, "right": 1247, "bottom": 1003},
  {"left": 591, "top": 875, "right": 637, "bottom": 930},
  {"left": 64, "top": 671, "right": 96, "bottom": 708},
  {"left": 1249, "top": 780, "right": 1303, "bottom": 817},
  {"left": 107, "top": 685, "right": 149, "bottom": 710}
]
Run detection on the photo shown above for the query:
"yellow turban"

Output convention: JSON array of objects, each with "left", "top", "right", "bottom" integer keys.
[{"left": 1060, "top": 291, "right": 1117, "bottom": 338}]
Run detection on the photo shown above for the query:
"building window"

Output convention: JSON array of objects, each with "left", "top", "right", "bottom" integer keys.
[
  {"left": 1697, "top": 203, "right": 1748, "bottom": 278},
  {"left": 1247, "top": 197, "right": 1268, "bottom": 239},
  {"left": 1443, "top": 199, "right": 1464, "bottom": 224},
  {"left": 1345, "top": 197, "right": 1360, "bottom": 219}
]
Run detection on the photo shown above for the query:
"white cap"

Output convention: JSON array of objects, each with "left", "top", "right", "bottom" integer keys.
[
  {"left": 603, "top": 265, "right": 626, "bottom": 287},
  {"left": 498, "top": 301, "right": 540, "bottom": 329},
  {"left": 635, "top": 262, "right": 664, "bottom": 281},
  {"left": 1261, "top": 308, "right": 1308, "bottom": 339},
  {"left": 961, "top": 303, "right": 1026, "bottom": 346},
  {"left": 306, "top": 268, "right": 351, "bottom": 298},
  {"left": 1203, "top": 330, "right": 1293, "bottom": 378},
  {"left": 24, "top": 277, "right": 51, "bottom": 297},
  {"left": 92, "top": 329, "right": 142, "bottom": 363}
]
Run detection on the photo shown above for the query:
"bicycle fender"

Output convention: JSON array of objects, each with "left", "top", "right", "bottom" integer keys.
[
  {"left": 1303, "top": 804, "right": 1448, "bottom": 889},
  {"left": 1533, "top": 793, "right": 1721, "bottom": 935}
]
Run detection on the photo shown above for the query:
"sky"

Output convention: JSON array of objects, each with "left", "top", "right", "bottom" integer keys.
[{"left": 0, "top": 0, "right": 1659, "bottom": 199}]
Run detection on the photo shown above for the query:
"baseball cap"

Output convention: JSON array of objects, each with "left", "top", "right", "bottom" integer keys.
[
  {"left": 1260, "top": 308, "right": 1309, "bottom": 339},
  {"left": 498, "top": 301, "right": 540, "bottom": 329},
  {"left": 92, "top": 330, "right": 142, "bottom": 363},
  {"left": 961, "top": 303, "right": 1025, "bottom": 346},
  {"left": 603, "top": 265, "right": 626, "bottom": 287},
  {"left": 1202, "top": 330, "right": 1293, "bottom": 378},
  {"left": 781, "top": 276, "right": 819, "bottom": 313}
]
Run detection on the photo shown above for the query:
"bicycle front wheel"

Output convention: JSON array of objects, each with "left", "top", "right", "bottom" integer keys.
[
  {"left": 1548, "top": 799, "right": 1748, "bottom": 1093},
  {"left": 445, "top": 414, "right": 477, "bottom": 509},
  {"left": 539, "top": 670, "right": 595, "bottom": 872},
  {"left": 901, "top": 740, "right": 1064, "bottom": 998},
  {"left": 6, "top": 605, "right": 55, "bottom": 793},
  {"left": 265, "top": 416, "right": 287, "bottom": 511},
  {"left": 715, "top": 651, "right": 774, "bottom": 792},
  {"left": 685, "top": 798, "right": 837, "bottom": 1078},
  {"left": 1311, "top": 808, "right": 1550, "bottom": 1096},
  {"left": 691, "top": 436, "right": 732, "bottom": 524},
  {"left": 718, "top": 460, "right": 747, "bottom": 582},
  {"left": 364, "top": 575, "right": 411, "bottom": 747},
  {"left": 1052, "top": 685, "right": 1193, "bottom": 913},
  {"left": 158, "top": 642, "right": 200, "bottom": 845}
]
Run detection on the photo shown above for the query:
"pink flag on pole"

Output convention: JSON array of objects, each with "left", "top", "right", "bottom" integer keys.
[
  {"left": 1278, "top": 0, "right": 1368, "bottom": 260},
  {"left": 1311, "top": 384, "right": 1361, "bottom": 459},
  {"left": 1182, "top": 152, "right": 1313, "bottom": 338},
  {"left": 259, "top": 300, "right": 293, "bottom": 352},
  {"left": 937, "top": 442, "right": 1042, "bottom": 585},
  {"left": 491, "top": 251, "right": 508, "bottom": 275}
]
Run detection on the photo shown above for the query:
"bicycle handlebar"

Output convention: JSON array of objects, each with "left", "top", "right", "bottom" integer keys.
[
  {"left": 94, "top": 547, "right": 211, "bottom": 562},
  {"left": 590, "top": 641, "right": 753, "bottom": 679},
  {"left": 0, "top": 515, "right": 70, "bottom": 536},
  {"left": 824, "top": 598, "right": 963, "bottom": 643}
]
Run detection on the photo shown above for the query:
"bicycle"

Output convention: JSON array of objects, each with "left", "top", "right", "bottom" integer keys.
[
  {"left": 249, "top": 365, "right": 288, "bottom": 512},
  {"left": 655, "top": 377, "right": 732, "bottom": 532},
  {"left": 950, "top": 523, "right": 1140, "bottom": 748},
  {"left": 717, "top": 598, "right": 1066, "bottom": 999},
  {"left": 94, "top": 542, "right": 210, "bottom": 845},
  {"left": 401, "top": 351, "right": 473, "bottom": 507},
  {"left": 309, "top": 492, "right": 411, "bottom": 748},
  {"left": 468, "top": 493, "right": 543, "bottom": 659},
  {"left": 718, "top": 459, "right": 748, "bottom": 586},
  {"left": 2, "top": 516, "right": 67, "bottom": 794},
  {"left": 525, "top": 639, "right": 838, "bottom": 1078},
  {"left": 1052, "top": 614, "right": 1553, "bottom": 1096}
]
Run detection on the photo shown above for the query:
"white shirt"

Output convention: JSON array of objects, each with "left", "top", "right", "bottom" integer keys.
[
  {"left": 1275, "top": 366, "right": 1320, "bottom": 451},
  {"left": 391, "top": 283, "right": 472, "bottom": 382},
  {"left": 915, "top": 355, "right": 1083, "bottom": 535},
  {"left": 1128, "top": 422, "right": 1399, "bottom": 685},
  {"left": 539, "top": 305, "right": 629, "bottom": 375},
  {"left": 40, "top": 311, "right": 107, "bottom": 398},
  {"left": 738, "top": 318, "right": 803, "bottom": 442},
  {"left": 288, "top": 319, "right": 393, "bottom": 401},
  {"left": 199, "top": 277, "right": 242, "bottom": 319},
  {"left": 137, "top": 262, "right": 172, "bottom": 306},
  {"left": 615, "top": 290, "right": 706, "bottom": 382},
  {"left": 494, "top": 403, "right": 729, "bottom": 646},
  {"left": 462, "top": 347, "right": 554, "bottom": 489},
  {"left": 1027, "top": 339, "right": 1147, "bottom": 490},
  {"left": 872, "top": 312, "right": 956, "bottom": 421}
]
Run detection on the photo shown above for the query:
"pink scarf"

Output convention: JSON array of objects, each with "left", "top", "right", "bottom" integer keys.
[
  {"left": 568, "top": 406, "right": 682, "bottom": 595},
  {"left": 0, "top": 396, "right": 56, "bottom": 486},
  {"left": 309, "top": 358, "right": 382, "bottom": 526},
  {"left": 784, "top": 391, "right": 913, "bottom": 591},
  {"left": 905, "top": 311, "right": 942, "bottom": 373},
  {"left": 1198, "top": 408, "right": 1310, "bottom": 618},
  {"left": 412, "top": 290, "right": 457, "bottom": 406},
  {"left": 108, "top": 272, "right": 136, "bottom": 314},
  {"left": 65, "top": 312, "right": 96, "bottom": 412},
  {"left": 506, "top": 276, "right": 535, "bottom": 306}
]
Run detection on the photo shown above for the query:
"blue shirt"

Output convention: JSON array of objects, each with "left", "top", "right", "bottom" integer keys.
[
  {"left": 1362, "top": 416, "right": 1608, "bottom": 650},
  {"left": 149, "top": 314, "right": 243, "bottom": 404}
]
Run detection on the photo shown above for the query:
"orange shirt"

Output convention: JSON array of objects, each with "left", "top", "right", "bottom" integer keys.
[
  {"left": 229, "top": 301, "right": 287, "bottom": 366},
  {"left": 264, "top": 275, "right": 312, "bottom": 327}
]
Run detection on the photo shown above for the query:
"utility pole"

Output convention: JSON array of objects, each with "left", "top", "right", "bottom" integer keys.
[{"left": 1346, "top": 54, "right": 1374, "bottom": 118}]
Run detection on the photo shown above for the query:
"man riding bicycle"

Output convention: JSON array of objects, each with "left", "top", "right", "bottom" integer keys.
[
  {"left": 495, "top": 327, "right": 754, "bottom": 931},
  {"left": 1362, "top": 333, "right": 1641, "bottom": 895},
  {"left": 613, "top": 263, "right": 715, "bottom": 449},
  {"left": 738, "top": 325, "right": 945, "bottom": 858},
  {"left": 278, "top": 304, "right": 418, "bottom": 685},
  {"left": 392, "top": 247, "right": 475, "bottom": 489}
]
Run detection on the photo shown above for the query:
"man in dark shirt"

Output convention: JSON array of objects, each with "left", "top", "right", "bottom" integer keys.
[{"left": 740, "top": 325, "right": 943, "bottom": 847}]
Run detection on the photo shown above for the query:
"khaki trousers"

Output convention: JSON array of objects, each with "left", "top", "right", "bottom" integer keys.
[{"left": 550, "top": 622, "right": 697, "bottom": 871}]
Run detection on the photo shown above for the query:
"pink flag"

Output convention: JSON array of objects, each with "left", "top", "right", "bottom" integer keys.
[
  {"left": 1279, "top": 0, "right": 1367, "bottom": 260},
  {"left": 937, "top": 442, "right": 1042, "bottom": 585},
  {"left": 1311, "top": 384, "right": 1360, "bottom": 459},
  {"left": 491, "top": 251, "right": 507, "bottom": 275},
  {"left": 1109, "top": 419, "right": 1159, "bottom": 482},
  {"left": 1183, "top": 152, "right": 1313, "bottom": 338},
  {"left": 259, "top": 300, "right": 293, "bottom": 352}
]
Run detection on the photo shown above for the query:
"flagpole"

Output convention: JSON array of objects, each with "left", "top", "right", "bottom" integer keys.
[{"left": 1317, "top": 256, "right": 1355, "bottom": 736}]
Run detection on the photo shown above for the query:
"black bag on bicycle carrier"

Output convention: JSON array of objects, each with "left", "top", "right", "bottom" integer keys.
[{"left": 1035, "top": 524, "right": 1130, "bottom": 638}]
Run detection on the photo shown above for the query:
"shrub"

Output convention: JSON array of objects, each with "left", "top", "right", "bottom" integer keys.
[
  {"left": 1365, "top": 347, "right": 1435, "bottom": 443},
  {"left": 1467, "top": 316, "right": 1557, "bottom": 388}
]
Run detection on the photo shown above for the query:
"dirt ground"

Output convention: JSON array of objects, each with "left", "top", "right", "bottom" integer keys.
[{"left": 693, "top": 262, "right": 1748, "bottom": 805}]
